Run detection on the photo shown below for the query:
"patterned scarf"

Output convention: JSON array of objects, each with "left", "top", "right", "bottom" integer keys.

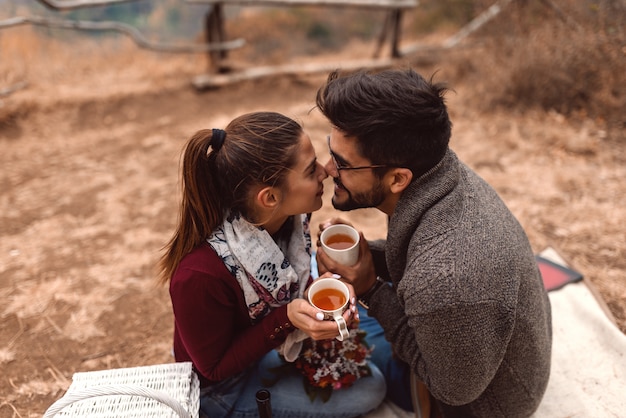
[{"left": 207, "top": 213, "right": 312, "bottom": 323}]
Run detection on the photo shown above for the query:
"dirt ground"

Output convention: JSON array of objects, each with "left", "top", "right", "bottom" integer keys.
[{"left": 1, "top": 9, "right": 625, "bottom": 417}]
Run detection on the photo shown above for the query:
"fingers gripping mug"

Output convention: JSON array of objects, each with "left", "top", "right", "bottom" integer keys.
[
  {"left": 320, "top": 224, "right": 360, "bottom": 266},
  {"left": 307, "top": 278, "right": 351, "bottom": 341}
]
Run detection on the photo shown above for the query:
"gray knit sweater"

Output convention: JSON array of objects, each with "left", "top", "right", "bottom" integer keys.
[{"left": 368, "top": 149, "right": 552, "bottom": 417}]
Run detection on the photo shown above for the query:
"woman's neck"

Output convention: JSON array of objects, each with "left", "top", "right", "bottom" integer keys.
[{"left": 262, "top": 215, "right": 289, "bottom": 237}]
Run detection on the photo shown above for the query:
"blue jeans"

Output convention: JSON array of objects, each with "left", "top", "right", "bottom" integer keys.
[
  {"left": 199, "top": 349, "right": 386, "bottom": 418},
  {"left": 358, "top": 304, "right": 414, "bottom": 412},
  {"left": 311, "top": 254, "right": 413, "bottom": 412}
]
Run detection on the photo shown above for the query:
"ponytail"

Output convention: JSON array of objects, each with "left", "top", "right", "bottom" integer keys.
[{"left": 157, "top": 129, "right": 225, "bottom": 285}]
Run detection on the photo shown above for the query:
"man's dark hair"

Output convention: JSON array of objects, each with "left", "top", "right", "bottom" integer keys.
[{"left": 315, "top": 68, "right": 452, "bottom": 178}]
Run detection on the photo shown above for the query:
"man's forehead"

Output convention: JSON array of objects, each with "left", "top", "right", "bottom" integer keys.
[
  {"left": 330, "top": 128, "right": 358, "bottom": 145},
  {"left": 330, "top": 131, "right": 368, "bottom": 161}
]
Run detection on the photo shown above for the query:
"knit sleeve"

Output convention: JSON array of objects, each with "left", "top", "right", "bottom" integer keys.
[
  {"left": 372, "top": 289, "right": 515, "bottom": 405},
  {"left": 408, "top": 300, "right": 515, "bottom": 405},
  {"left": 171, "top": 246, "right": 294, "bottom": 384}
]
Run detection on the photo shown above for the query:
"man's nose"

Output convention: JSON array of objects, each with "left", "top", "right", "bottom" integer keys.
[{"left": 324, "top": 159, "right": 338, "bottom": 177}]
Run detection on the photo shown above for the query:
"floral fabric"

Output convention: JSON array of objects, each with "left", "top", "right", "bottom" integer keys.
[{"left": 207, "top": 213, "right": 312, "bottom": 322}]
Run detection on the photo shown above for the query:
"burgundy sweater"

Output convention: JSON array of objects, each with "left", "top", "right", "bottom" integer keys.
[{"left": 170, "top": 242, "right": 296, "bottom": 387}]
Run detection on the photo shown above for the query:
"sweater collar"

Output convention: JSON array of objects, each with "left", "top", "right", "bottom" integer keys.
[{"left": 386, "top": 149, "right": 460, "bottom": 280}]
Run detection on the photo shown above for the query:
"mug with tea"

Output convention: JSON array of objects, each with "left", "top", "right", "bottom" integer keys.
[
  {"left": 320, "top": 224, "right": 360, "bottom": 266},
  {"left": 307, "top": 277, "right": 351, "bottom": 341}
]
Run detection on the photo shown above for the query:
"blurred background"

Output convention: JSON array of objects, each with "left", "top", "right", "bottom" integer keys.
[{"left": 1, "top": 0, "right": 624, "bottom": 130}]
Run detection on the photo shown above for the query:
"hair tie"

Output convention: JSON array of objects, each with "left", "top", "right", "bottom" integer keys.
[{"left": 211, "top": 129, "right": 226, "bottom": 151}]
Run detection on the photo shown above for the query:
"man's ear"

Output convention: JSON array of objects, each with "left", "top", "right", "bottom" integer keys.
[
  {"left": 256, "top": 186, "right": 280, "bottom": 209},
  {"left": 388, "top": 168, "right": 413, "bottom": 194}
]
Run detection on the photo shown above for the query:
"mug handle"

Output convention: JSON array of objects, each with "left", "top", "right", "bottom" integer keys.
[{"left": 333, "top": 315, "right": 350, "bottom": 341}]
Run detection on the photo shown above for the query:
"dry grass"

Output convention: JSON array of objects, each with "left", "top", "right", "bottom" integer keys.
[
  {"left": 0, "top": 26, "right": 206, "bottom": 113},
  {"left": 460, "top": 0, "right": 625, "bottom": 140}
]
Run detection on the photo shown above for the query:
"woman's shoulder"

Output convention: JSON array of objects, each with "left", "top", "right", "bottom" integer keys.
[
  {"left": 169, "top": 242, "right": 245, "bottom": 319},
  {"left": 173, "top": 242, "right": 232, "bottom": 285},
  {"left": 179, "top": 242, "right": 219, "bottom": 266}
]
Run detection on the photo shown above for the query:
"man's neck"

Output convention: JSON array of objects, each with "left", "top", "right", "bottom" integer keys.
[{"left": 377, "top": 192, "right": 401, "bottom": 217}]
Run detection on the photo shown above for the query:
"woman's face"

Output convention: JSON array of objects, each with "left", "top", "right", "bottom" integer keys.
[{"left": 277, "top": 132, "right": 328, "bottom": 216}]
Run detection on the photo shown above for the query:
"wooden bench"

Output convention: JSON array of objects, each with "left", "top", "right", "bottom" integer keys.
[{"left": 186, "top": 0, "right": 419, "bottom": 72}]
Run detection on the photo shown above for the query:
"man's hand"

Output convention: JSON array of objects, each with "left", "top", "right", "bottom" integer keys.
[
  {"left": 315, "top": 217, "right": 353, "bottom": 276},
  {"left": 316, "top": 231, "right": 378, "bottom": 296}
]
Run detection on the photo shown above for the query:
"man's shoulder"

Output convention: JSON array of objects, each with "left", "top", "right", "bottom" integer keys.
[{"left": 402, "top": 227, "right": 530, "bottom": 303}]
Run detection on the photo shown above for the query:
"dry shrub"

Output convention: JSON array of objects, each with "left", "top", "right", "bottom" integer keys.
[
  {"left": 450, "top": 0, "right": 625, "bottom": 140},
  {"left": 491, "top": 25, "right": 622, "bottom": 127},
  {"left": 0, "top": 25, "right": 207, "bottom": 124}
]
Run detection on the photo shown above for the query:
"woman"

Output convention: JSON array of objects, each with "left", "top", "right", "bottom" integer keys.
[{"left": 158, "top": 112, "right": 386, "bottom": 418}]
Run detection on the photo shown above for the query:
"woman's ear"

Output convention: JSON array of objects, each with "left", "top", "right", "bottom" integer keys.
[
  {"left": 387, "top": 168, "right": 413, "bottom": 194},
  {"left": 256, "top": 186, "right": 280, "bottom": 209}
]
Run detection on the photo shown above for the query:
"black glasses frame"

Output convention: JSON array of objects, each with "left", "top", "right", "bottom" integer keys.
[{"left": 327, "top": 136, "right": 389, "bottom": 173}]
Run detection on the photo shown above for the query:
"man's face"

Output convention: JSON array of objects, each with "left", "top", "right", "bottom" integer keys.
[{"left": 324, "top": 129, "right": 388, "bottom": 211}]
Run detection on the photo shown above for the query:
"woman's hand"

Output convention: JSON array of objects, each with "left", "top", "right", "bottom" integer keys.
[{"left": 288, "top": 273, "right": 358, "bottom": 340}]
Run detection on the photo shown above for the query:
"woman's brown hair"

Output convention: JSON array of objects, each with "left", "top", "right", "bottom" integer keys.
[{"left": 158, "top": 112, "right": 303, "bottom": 285}]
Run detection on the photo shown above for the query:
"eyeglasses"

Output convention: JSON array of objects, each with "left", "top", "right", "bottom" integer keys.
[{"left": 327, "top": 136, "right": 389, "bottom": 174}]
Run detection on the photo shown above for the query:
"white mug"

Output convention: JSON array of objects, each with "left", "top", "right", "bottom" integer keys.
[
  {"left": 320, "top": 224, "right": 360, "bottom": 266},
  {"left": 307, "top": 278, "right": 351, "bottom": 341}
]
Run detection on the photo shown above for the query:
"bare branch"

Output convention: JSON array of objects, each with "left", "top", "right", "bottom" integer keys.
[
  {"left": 0, "top": 16, "right": 245, "bottom": 53},
  {"left": 400, "top": 0, "right": 513, "bottom": 55},
  {"left": 0, "top": 81, "right": 29, "bottom": 97},
  {"left": 442, "top": 0, "right": 513, "bottom": 49},
  {"left": 35, "top": 0, "right": 142, "bottom": 11}
]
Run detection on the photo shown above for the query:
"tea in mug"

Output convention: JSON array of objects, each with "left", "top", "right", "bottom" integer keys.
[
  {"left": 324, "top": 233, "right": 356, "bottom": 250},
  {"left": 311, "top": 288, "right": 347, "bottom": 311}
]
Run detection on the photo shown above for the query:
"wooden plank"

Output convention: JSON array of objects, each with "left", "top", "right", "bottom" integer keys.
[
  {"left": 186, "top": 0, "right": 417, "bottom": 9},
  {"left": 192, "top": 57, "right": 397, "bottom": 89}
]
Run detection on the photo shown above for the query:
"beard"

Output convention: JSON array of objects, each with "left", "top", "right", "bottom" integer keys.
[{"left": 331, "top": 177, "right": 386, "bottom": 211}]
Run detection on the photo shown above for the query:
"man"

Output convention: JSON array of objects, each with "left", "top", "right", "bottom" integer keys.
[{"left": 315, "top": 68, "right": 552, "bottom": 417}]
